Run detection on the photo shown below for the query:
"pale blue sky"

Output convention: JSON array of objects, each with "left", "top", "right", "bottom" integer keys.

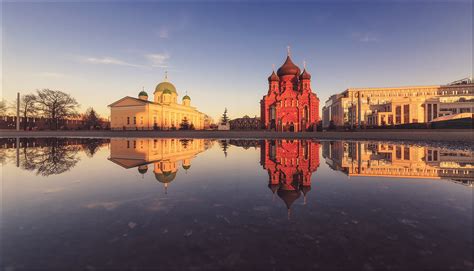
[{"left": 2, "top": 1, "right": 472, "bottom": 120}]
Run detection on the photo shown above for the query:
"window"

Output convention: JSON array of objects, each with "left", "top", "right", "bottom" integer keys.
[
  {"left": 127, "top": 117, "right": 130, "bottom": 125},
  {"left": 396, "top": 146, "right": 402, "bottom": 159},
  {"left": 403, "top": 105, "right": 410, "bottom": 123},
  {"left": 427, "top": 104, "right": 432, "bottom": 121},
  {"left": 133, "top": 117, "right": 136, "bottom": 124},
  {"left": 127, "top": 140, "right": 130, "bottom": 148},
  {"left": 403, "top": 147, "right": 410, "bottom": 160},
  {"left": 395, "top": 106, "right": 401, "bottom": 124}
]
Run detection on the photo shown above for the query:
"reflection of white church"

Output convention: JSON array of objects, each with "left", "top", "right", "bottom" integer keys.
[
  {"left": 108, "top": 74, "right": 206, "bottom": 130},
  {"left": 108, "top": 138, "right": 210, "bottom": 192}
]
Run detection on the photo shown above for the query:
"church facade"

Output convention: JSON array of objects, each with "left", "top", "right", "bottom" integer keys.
[
  {"left": 109, "top": 75, "right": 205, "bottom": 130},
  {"left": 260, "top": 51, "right": 320, "bottom": 132}
]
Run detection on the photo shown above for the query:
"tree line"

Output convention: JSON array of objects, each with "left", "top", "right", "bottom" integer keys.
[{"left": 0, "top": 89, "right": 104, "bottom": 130}]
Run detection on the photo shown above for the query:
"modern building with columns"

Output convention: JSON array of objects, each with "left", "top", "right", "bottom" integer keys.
[
  {"left": 322, "top": 78, "right": 473, "bottom": 128},
  {"left": 109, "top": 74, "right": 206, "bottom": 130}
]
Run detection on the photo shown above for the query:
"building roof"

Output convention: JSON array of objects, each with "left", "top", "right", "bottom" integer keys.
[
  {"left": 268, "top": 71, "right": 280, "bottom": 82},
  {"left": 139, "top": 90, "right": 148, "bottom": 96},
  {"left": 155, "top": 81, "right": 177, "bottom": 94},
  {"left": 277, "top": 56, "right": 301, "bottom": 77},
  {"left": 182, "top": 95, "right": 191, "bottom": 100},
  {"left": 155, "top": 171, "right": 177, "bottom": 183},
  {"left": 299, "top": 69, "right": 311, "bottom": 80}
]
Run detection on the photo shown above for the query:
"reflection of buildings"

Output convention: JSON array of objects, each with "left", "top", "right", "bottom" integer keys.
[
  {"left": 322, "top": 141, "right": 474, "bottom": 186},
  {"left": 260, "top": 140, "right": 320, "bottom": 217},
  {"left": 109, "top": 139, "right": 209, "bottom": 193}
]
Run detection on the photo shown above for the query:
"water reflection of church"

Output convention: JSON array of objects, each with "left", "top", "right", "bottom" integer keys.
[
  {"left": 108, "top": 139, "right": 210, "bottom": 193},
  {"left": 260, "top": 140, "right": 320, "bottom": 216},
  {"left": 322, "top": 141, "right": 473, "bottom": 186}
]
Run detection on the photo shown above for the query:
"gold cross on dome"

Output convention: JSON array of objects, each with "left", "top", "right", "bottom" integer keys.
[{"left": 287, "top": 45, "right": 291, "bottom": 56}]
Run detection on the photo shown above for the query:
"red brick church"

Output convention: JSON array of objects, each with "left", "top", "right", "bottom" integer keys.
[{"left": 260, "top": 50, "right": 320, "bottom": 131}]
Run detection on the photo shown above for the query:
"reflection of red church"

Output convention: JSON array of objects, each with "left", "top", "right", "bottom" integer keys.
[
  {"left": 260, "top": 50, "right": 320, "bottom": 131},
  {"left": 260, "top": 140, "right": 320, "bottom": 217}
]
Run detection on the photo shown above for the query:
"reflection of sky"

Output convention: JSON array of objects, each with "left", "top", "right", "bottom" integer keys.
[{"left": 2, "top": 140, "right": 473, "bottom": 269}]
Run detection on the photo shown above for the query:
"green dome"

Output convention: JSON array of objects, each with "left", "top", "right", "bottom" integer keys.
[
  {"left": 138, "top": 165, "right": 148, "bottom": 174},
  {"left": 155, "top": 81, "right": 177, "bottom": 94},
  {"left": 139, "top": 91, "right": 148, "bottom": 97},
  {"left": 162, "top": 89, "right": 172, "bottom": 95},
  {"left": 182, "top": 95, "right": 191, "bottom": 100},
  {"left": 182, "top": 164, "right": 191, "bottom": 170},
  {"left": 154, "top": 171, "right": 177, "bottom": 183}
]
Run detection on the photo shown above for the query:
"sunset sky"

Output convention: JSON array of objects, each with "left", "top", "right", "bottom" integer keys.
[{"left": 2, "top": 1, "right": 472, "bottom": 120}]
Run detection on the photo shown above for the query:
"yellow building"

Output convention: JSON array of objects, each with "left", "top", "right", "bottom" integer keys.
[
  {"left": 108, "top": 138, "right": 211, "bottom": 192},
  {"left": 322, "top": 141, "right": 473, "bottom": 186},
  {"left": 109, "top": 75, "right": 206, "bottom": 130},
  {"left": 322, "top": 78, "right": 474, "bottom": 128}
]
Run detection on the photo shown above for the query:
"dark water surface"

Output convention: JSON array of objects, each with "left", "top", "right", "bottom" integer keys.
[{"left": 1, "top": 138, "right": 472, "bottom": 270}]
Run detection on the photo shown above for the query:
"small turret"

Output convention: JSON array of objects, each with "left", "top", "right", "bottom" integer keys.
[
  {"left": 138, "top": 90, "right": 148, "bottom": 101},
  {"left": 182, "top": 94, "right": 191, "bottom": 106}
]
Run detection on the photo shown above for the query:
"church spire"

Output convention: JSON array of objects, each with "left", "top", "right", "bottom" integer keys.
[
  {"left": 164, "top": 71, "right": 168, "bottom": 82},
  {"left": 287, "top": 45, "right": 291, "bottom": 57}
]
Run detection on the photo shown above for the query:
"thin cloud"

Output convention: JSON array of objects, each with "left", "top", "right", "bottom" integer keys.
[
  {"left": 352, "top": 32, "right": 379, "bottom": 43},
  {"left": 34, "top": 72, "right": 66, "bottom": 78},
  {"left": 146, "top": 53, "right": 170, "bottom": 68},
  {"left": 81, "top": 56, "right": 144, "bottom": 68}
]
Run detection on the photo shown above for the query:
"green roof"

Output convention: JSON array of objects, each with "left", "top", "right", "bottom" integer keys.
[
  {"left": 139, "top": 91, "right": 148, "bottom": 96},
  {"left": 155, "top": 171, "right": 177, "bottom": 183},
  {"left": 155, "top": 81, "right": 177, "bottom": 94},
  {"left": 182, "top": 95, "right": 191, "bottom": 100}
]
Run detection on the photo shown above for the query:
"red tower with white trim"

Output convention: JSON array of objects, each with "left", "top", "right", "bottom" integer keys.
[{"left": 260, "top": 50, "right": 320, "bottom": 131}]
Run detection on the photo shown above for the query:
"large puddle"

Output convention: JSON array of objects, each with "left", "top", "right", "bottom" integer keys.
[{"left": 1, "top": 138, "right": 472, "bottom": 270}]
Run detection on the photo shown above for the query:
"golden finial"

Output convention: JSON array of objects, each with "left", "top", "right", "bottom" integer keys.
[
  {"left": 287, "top": 45, "right": 291, "bottom": 56},
  {"left": 272, "top": 64, "right": 275, "bottom": 71},
  {"left": 303, "top": 60, "right": 307, "bottom": 70},
  {"left": 164, "top": 71, "right": 168, "bottom": 81}
]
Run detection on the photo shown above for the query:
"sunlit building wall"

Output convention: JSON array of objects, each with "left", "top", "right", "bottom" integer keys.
[
  {"left": 109, "top": 76, "right": 206, "bottom": 130},
  {"left": 322, "top": 79, "right": 474, "bottom": 128}
]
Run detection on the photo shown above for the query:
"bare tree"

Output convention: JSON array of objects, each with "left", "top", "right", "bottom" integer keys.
[
  {"left": 36, "top": 89, "right": 79, "bottom": 130},
  {"left": 0, "top": 100, "right": 7, "bottom": 116},
  {"left": 20, "top": 94, "right": 38, "bottom": 130}
]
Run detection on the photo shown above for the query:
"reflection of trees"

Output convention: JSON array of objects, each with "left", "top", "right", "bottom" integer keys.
[
  {"left": 218, "top": 140, "right": 229, "bottom": 157},
  {"left": 20, "top": 139, "right": 81, "bottom": 176},
  {"left": 81, "top": 138, "right": 109, "bottom": 157},
  {"left": 1, "top": 138, "right": 109, "bottom": 176},
  {"left": 180, "top": 139, "right": 192, "bottom": 149}
]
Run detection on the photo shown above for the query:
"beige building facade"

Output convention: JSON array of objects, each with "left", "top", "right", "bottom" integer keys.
[
  {"left": 322, "top": 78, "right": 474, "bottom": 128},
  {"left": 109, "top": 76, "right": 206, "bottom": 130}
]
